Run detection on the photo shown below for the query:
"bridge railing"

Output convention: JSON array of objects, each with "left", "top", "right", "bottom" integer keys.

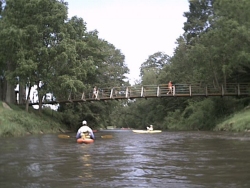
[
  {"left": 45, "top": 83, "right": 250, "bottom": 104},
  {"left": 238, "top": 83, "right": 250, "bottom": 95},
  {"left": 143, "top": 85, "right": 158, "bottom": 97}
]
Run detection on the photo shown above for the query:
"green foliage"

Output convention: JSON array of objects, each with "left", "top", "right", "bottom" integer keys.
[
  {"left": 140, "top": 52, "right": 170, "bottom": 78},
  {"left": 163, "top": 109, "right": 183, "bottom": 130},
  {"left": 215, "top": 107, "right": 250, "bottom": 132},
  {"left": 163, "top": 99, "right": 215, "bottom": 130},
  {"left": 182, "top": 98, "right": 216, "bottom": 130},
  {"left": 61, "top": 107, "right": 81, "bottom": 130},
  {"left": 184, "top": 0, "right": 215, "bottom": 44}
]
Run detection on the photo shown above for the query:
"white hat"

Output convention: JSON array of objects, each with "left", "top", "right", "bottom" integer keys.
[{"left": 82, "top": 120, "right": 87, "bottom": 125}]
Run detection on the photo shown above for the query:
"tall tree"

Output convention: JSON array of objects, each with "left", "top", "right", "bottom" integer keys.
[
  {"left": 140, "top": 52, "right": 170, "bottom": 85},
  {"left": 184, "top": 0, "right": 215, "bottom": 44},
  {"left": 98, "top": 42, "right": 129, "bottom": 87},
  {"left": 0, "top": 1, "right": 23, "bottom": 104},
  {"left": 0, "top": 0, "right": 83, "bottom": 112}
]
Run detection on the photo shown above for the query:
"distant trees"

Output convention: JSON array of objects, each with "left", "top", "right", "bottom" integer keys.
[
  {"left": 117, "top": 0, "right": 250, "bottom": 130},
  {"left": 0, "top": 0, "right": 129, "bottom": 119},
  {"left": 140, "top": 52, "right": 170, "bottom": 85}
]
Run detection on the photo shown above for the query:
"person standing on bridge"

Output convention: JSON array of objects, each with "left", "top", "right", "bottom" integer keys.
[
  {"left": 92, "top": 86, "right": 97, "bottom": 99},
  {"left": 167, "top": 81, "right": 173, "bottom": 94},
  {"left": 76, "top": 120, "right": 95, "bottom": 140}
]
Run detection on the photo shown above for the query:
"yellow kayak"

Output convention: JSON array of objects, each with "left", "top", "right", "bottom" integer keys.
[{"left": 132, "top": 130, "right": 162, "bottom": 133}]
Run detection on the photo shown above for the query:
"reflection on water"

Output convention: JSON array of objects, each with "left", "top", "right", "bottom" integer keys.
[{"left": 0, "top": 131, "right": 250, "bottom": 188}]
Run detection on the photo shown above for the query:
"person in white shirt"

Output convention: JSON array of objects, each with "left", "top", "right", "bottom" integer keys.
[
  {"left": 147, "top": 125, "right": 153, "bottom": 131},
  {"left": 76, "top": 120, "right": 95, "bottom": 139},
  {"left": 92, "top": 86, "right": 97, "bottom": 99}
]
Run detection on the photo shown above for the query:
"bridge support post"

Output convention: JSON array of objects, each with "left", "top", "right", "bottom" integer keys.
[
  {"left": 68, "top": 92, "right": 71, "bottom": 101},
  {"left": 189, "top": 85, "right": 192, "bottom": 96},
  {"left": 221, "top": 85, "right": 224, "bottom": 96},
  {"left": 125, "top": 87, "right": 129, "bottom": 98},
  {"left": 110, "top": 88, "right": 114, "bottom": 99},
  {"left": 237, "top": 84, "right": 240, "bottom": 96},
  {"left": 141, "top": 86, "right": 144, "bottom": 97},
  {"left": 157, "top": 86, "right": 160, "bottom": 97},
  {"left": 81, "top": 92, "right": 86, "bottom": 101}
]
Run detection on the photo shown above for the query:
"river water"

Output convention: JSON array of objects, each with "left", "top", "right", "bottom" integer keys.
[{"left": 0, "top": 130, "right": 250, "bottom": 188}]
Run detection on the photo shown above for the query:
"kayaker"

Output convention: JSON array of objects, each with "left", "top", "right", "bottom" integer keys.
[
  {"left": 147, "top": 125, "right": 153, "bottom": 131},
  {"left": 76, "top": 120, "right": 95, "bottom": 139}
]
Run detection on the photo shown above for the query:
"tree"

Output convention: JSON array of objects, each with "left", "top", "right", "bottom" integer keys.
[
  {"left": 0, "top": 1, "right": 23, "bottom": 104},
  {"left": 0, "top": 0, "right": 89, "bottom": 113},
  {"left": 184, "top": 0, "right": 215, "bottom": 44},
  {"left": 98, "top": 41, "right": 129, "bottom": 87},
  {"left": 140, "top": 52, "right": 170, "bottom": 85}
]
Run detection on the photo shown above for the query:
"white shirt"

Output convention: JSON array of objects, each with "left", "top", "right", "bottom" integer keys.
[
  {"left": 77, "top": 125, "right": 93, "bottom": 133},
  {"left": 76, "top": 125, "right": 95, "bottom": 139},
  {"left": 147, "top": 126, "right": 153, "bottom": 131}
]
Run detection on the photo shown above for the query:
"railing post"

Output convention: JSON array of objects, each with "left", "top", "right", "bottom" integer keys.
[
  {"left": 68, "top": 92, "right": 71, "bottom": 101},
  {"left": 141, "top": 86, "right": 144, "bottom": 97},
  {"left": 125, "top": 87, "right": 129, "bottom": 98},
  {"left": 205, "top": 85, "right": 208, "bottom": 96},
  {"left": 237, "top": 84, "right": 240, "bottom": 96},
  {"left": 110, "top": 88, "right": 113, "bottom": 99},
  {"left": 157, "top": 86, "right": 160, "bottom": 97},
  {"left": 189, "top": 85, "right": 192, "bottom": 96},
  {"left": 221, "top": 85, "right": 224, "bottom": 96},
  {"left": 81, "top": 92, "right": 86, "bottom": 101},
  {"left": 173, "top": 85, "right": 175, "bottom": 96}
]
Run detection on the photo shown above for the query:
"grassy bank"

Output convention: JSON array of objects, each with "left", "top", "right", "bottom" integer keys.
[
  {"left": 0, "top": 101, "right": 69, "bottom": 137},
  {"left": 214, "top": 107, "right": 250, "bottom": 132},
  {"left": 1, "top": 101, "right": 250, "bottom": 137}
]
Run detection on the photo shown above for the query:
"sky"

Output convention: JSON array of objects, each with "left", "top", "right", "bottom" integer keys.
[{"left": 66, "top": 0, "right": 190, "bottom": 84}]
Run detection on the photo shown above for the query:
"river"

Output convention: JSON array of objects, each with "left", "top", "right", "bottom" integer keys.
[{"left": 0, "top": 130, "right": 250, "bottom": 188}]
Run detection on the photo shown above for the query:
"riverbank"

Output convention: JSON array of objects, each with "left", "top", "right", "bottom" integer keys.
[
  {"left": 1, "top": 101, "right": 250, "bottom": 137},
  {"left": 0, "top": 101, "right": 68, "bottom": 137},
  {"left": 214, "top": 106, "right": 250, "bottom": 132}
]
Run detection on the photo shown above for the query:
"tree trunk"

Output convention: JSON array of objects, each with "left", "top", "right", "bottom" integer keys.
[
  {"left": 19, "top": 84, "right": 26, "bottom": 105},
  {"left": 5, "top": 80, "right": 15, "bottom": 105},
  {"left": 5, "top": 61, "right": 16, "bottom": 104},
  {"left": 37, "top": 81, "right": 42, "bottom": 115},
  {"left": 38, "top": 95, "right": 42, "bottom": 115},
  {"left": 25, "top": 83, "right": 32, "bottom": 112},
  {"left": 0, "top": 77, "right": 4, "bottom": 101}
]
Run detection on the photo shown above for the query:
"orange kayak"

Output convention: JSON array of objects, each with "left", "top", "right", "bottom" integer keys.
[{"left": 77, "top": 138, "right": 94, "bottom": 144}]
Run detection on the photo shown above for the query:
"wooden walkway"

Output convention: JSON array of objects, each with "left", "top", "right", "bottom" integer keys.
[{"left": 31, "top": 83, "right": 250, "bottom": 105}]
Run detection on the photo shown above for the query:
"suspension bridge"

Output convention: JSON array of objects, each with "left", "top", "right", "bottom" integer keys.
[{"left": 29, "top": 83, "right": 250, "bottom": 106}]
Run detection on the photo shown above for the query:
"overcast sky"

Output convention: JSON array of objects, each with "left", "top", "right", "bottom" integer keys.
[{"left": 66, "top": 0, "right": 190, "bottom": 84}]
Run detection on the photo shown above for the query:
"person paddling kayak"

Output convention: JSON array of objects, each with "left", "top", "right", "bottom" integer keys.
[
  {"left": 147, "top": 125, "right": 153, "bottom": 131},
  {"left": 76, "top": 120, "right": 95, "bottom": 140}
]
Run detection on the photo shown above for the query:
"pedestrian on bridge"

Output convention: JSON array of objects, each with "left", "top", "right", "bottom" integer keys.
[
  {"left": 92, "top": 86, "right": 97, "bottom": 99},
  {"left": 167, "top": 81, "right": 173, "bottom": 94}
]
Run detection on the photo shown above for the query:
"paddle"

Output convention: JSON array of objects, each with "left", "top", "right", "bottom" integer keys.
[
  {"left": 101, "top": 135, "right": 113, "bottom": 139},
  {"left": 58, "top": 134, "right": 113, "bottom": 139},
  {"left": 58, "top": 134, "right": 70, "bottom": 139}
]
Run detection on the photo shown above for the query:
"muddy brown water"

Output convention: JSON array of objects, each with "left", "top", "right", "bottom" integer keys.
[{"left": 0, "top": 130, "right": 250, "bottom": 188}]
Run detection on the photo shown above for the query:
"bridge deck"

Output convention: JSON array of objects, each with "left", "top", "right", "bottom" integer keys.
[{"left": 30, "top": 83, "right": 250, "bottom": 105}]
